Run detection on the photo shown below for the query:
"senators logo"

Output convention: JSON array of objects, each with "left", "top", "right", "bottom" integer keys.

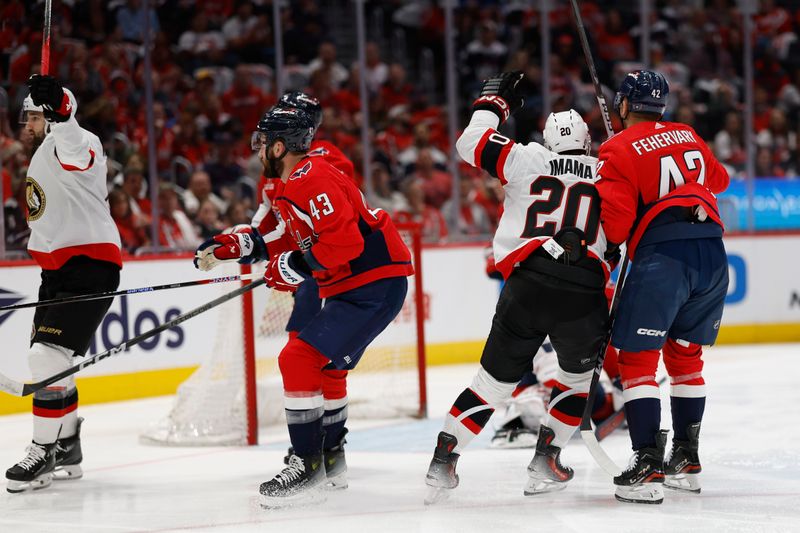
[{"left": 25, "top": 177, "right": 46, "bottom": 222}]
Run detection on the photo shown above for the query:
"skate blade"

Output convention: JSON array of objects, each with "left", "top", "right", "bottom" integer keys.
[
  {"left": 614, "top": 483, "right": 664, "bottom": 504},
  {"left": 259, "top": 487, "right": 327, "bottom": 509},
  {"left": 664, "top": 473, "right": 701, "bottom": 493},
  {"left": 7, "top": 473, "right": 53, "bottom": 494},
  {"left": 424, "top": 486, "right": 453, "bottom": 506},
  {"left": 324, "top": 472, "right": 348, "bottom": 491},
  {"left": 523, "top": 476, "right": 568, "bottom": 496},
  {"left": 53, "top": 464, "right": 83, "bottom": 481}
]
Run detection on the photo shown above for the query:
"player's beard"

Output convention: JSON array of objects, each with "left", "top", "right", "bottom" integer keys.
[
  {"left": 30, "top": 129, "right": 45, "bottom": 154},
  {"left": 263, "top": 146, "right": 287, "bottom": 179}
]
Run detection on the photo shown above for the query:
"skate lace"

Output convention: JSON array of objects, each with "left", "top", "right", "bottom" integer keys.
[
  {"left": 18, "top": 444, "right": 46, "bottom": 471},
  {"left": 274, "top": 455, "right": 305, "bottom": 487}
]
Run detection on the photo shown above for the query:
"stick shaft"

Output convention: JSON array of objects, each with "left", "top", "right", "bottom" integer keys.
[
  {"left": 4, "top": 279, "right": 266, "bottom": 397},
  {"left": 41, "top": 0, "right": 52, "bottom": 75},
  {"left": 0, "top": 272, "right": 262, "bottom": 312},
  {"left": 569, "top": 0, "right": 614, "bottom": 138}
]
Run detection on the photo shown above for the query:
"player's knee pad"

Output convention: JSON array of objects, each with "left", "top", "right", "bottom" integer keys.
[
  {"left": 663, "top": 338, "right": 704, "bottom": 380},
  {"left": 28, "top": 342, "right": 75, "bottom": 391},
  {"left": 618, "top": 349, "right": 660, "bottom": 390},
  {"left": 470, "top": 366, "right": 517, "bottom": 406},
  {"left": 278, "top": 338, "right": 327, "bottom": 394}
]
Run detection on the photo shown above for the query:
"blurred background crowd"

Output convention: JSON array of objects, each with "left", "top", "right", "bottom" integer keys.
[{"left": 1, "top": 0, "right": 798, "bottom": 255}]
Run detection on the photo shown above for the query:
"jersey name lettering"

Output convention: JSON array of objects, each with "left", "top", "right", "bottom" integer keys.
[
  {"left": 631, "top": 130, "right": 697, "bottom": 155},
  {"left": 548, "top": 158, "right": 593, "bottom": 180}
]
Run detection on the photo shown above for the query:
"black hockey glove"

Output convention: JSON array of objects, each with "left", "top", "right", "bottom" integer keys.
[
  {"left": 472, "top": 71, "right": 524, "bottom": 123},
  {"left": 27, "top": 74, "right": 71, "bottom": 123}
]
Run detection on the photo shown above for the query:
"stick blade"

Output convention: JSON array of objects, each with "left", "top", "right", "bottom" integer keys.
[
  {"left": 580, "top": 429, "right": 622, "bottom": 477},
  {"left": 0, "top": 373, "right": 24, "bottom": 396}
]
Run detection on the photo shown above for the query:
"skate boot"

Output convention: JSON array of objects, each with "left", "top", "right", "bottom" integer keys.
[
  {"left": 6, "top": 442, "right": 57, "bottom": 493},
  {"left": 524, "top": 425, "right": 573, "bottom": 495},
  {"left": 259, "top": 452, "right": 327, "bottom": 509},
  {"left": 614, "top": 430, "right": 668, "bottom": 504},
  {"left": 323, "top": 428, "right": 348, "bottom": 491},
  {"left": 54, "top": 417, "right": 84, "bottom": 481},
  {"left": 424, "top": 432, "right": 460, "bottom": 505},
  {"left": 664, "top": 422, "right": 701, "bottom": 493}
]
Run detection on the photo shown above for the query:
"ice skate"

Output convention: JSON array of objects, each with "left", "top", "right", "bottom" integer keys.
[
  {"left": 54, "top": 417, "right": 84, "bottom": 481},
  {"left": 664, "top": 422, "right": 702, "bottom": 493},
  {"left": 490, "top": 427, "right": 538, "bottom": 449},
  {"left": 524, "top": 425, "right": 573, "bottom": 495},
  {"left": 323, "top": 428, "right": 348, "bottom": 491},
  {"left": 614, "top": 430, "right": 668, "bottom": 504},
  {"left": 6, "top": 442, "right": 57, "bottom": 493},
  {"left": 259, "top": 453, "right": 327, "bottom": 509},
  {"left": 424, "top": 432, "right": 460, "bottom": 505}
]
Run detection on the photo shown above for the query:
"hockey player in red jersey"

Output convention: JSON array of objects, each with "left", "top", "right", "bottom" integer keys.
[
  {"left": 203, "top": 92, "right": 359, "bottom": 489},
  {"left": 597, "top": 70, "right": 730, "bottom": 504},
  {"left": 6, "top": 75, "right": 121, "bottom": 493},
  {"left": 424, "top": 71, "right": 614, "bottom": 503},
  {"left": 195, "top": 106, "right": 413, "bottom": 507}
]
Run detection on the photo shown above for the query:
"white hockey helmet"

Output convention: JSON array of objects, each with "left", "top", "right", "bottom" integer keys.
[
  {"left": 19, "top": 94, "right": 44, "bottom": 124},
  {"left": 543, "top": 109, "right": 591, "bottom": 155}
]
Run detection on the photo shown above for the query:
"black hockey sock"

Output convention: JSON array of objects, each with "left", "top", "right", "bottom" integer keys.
[
  {"left": 322, "top": 404, "right": 347, "bottom": 450},
  {"left": 285, "top": 407, "right": 324, "bottom": 457},
  {"left": 670, "top": 396, "right": 705, "bottom": 441}
]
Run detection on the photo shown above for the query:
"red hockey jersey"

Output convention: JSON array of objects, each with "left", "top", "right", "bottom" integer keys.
[
  {"left": 596, "top": 121, "right": 729, "bottom": 257},
  {"left": 267, "top": 157, "right": 413, "bottom": 297}
]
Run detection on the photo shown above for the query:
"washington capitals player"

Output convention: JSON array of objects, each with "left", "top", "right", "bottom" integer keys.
[
  {"left": 195, "top": 106, "right": 413, "bottom": 507},
  {"left": 424, "top": 71, "right": 613, "bottom": 503},
  {"left": 597, "top": 71, "right": 729, "bottom": 504},
  {"left": 6, "top": 75, "right": 121, "bottom": 493},
  {"left": 200, "top": 92, "right": 358, "bottom": 490}
]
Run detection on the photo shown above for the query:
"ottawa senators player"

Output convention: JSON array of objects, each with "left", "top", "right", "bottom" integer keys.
[
  {"left": 6, "top": 75, "right": 121, "bottom": 493},
  {"left": 195, "top": 106, "right": 412, "bottom": 508}
]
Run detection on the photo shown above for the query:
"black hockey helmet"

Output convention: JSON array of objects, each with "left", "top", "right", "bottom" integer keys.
[
  {"left": 278, "top": 91, "right": 323, "bottom": 129},
  {"left": 613, "top": 70, "right": 669, "bottom": 117},
  {"left": 252, "top": 106, "right": 315, "bottom": 153}
]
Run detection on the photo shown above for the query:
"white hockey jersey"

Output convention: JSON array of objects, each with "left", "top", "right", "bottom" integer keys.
[
  {"left": 456, "top": 110, "right": 608, "bottom": 279},
  {"left": 26, "top": 90, "right": 122, "bottom": 270}
]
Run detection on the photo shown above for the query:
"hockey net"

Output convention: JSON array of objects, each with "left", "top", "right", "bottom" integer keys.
[{"left": 140, "top": 223, "right": 427, "bottom": 446}]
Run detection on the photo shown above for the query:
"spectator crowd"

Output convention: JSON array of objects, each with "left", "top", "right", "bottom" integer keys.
[{"left": 1, "top": 0, "right": 799, "bottom": 252}]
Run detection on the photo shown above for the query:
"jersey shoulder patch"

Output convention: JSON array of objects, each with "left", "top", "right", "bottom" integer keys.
[{"left": 289, "top": 160, "right": 313, "bottom": 181}]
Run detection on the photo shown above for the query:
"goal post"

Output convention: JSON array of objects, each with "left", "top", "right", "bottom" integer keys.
[{"left": 141, "top": 223, "right": 427, "bottom": 446}]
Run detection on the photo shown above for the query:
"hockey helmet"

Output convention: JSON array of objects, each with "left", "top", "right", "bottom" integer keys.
[
  {"left": 543, "top": 109, "right": 591, "bottom": 155},
  {"left": 19, "top": 94, "right": 44, "bottom": 124},
  {"left": 251, "top": 106, "right": 315, "bottom": 153},
  {"left": 278, "top": 91, "right": 323, "bottom": 130},
  {"left": 613, "top": 70, "right": 669, "bottom": 117}
]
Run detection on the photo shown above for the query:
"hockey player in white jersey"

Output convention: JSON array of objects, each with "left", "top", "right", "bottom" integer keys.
[
  {"left": 424, "top": 71, "right": 613, "bottom": 503},
  {"left": 6, "top": 75, "right": 121, "bottom": 493}
]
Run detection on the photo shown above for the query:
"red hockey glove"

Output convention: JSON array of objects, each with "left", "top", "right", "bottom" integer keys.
[
  {"left": 194, "top": 225, "right": 267, "bottom": 271},
  {"left": 264, "top": 251, "right": 311, "bottom": 292},
  {"left": 27, "top": 75, "right": 71, "bottom": 123},
  {"left": 472, "top": 71, "right": 524, "bottom": 123}
]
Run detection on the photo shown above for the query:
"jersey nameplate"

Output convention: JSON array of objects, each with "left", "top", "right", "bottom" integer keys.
[{"left": 548, "top": 158, "right": 593, "bottom": 180}]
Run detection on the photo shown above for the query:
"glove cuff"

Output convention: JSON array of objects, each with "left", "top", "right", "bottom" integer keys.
[
  {"left": 277, "top": 252, "right": 306, "bottom": 285},
  {"left": 473, "top": 95, "right": 511, "bottom": 123}
]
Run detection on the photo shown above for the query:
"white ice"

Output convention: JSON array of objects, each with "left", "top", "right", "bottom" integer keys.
[{"left": 1, "top": 343, "right": 799, "bottom": 533}]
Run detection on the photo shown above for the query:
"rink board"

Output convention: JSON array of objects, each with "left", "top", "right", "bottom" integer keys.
[{"left": 0, "top": 233, "right": 798, "bottom": 413}]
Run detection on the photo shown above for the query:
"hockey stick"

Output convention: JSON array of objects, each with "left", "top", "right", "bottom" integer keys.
[
  {"left": 569, "top": 0, "right": 627, "bottom": 477},
  {"left": 41, "top": 0, "right": 52, "bottom": 75},
  {"left": 569, "top": 0, "right": 613, "bottom": 138},
  {"left": 0, "top": 272, "right": 262, "bottom": 312},
  {"left": 0, "top": 278, "right": 266, "bottom": 397}
]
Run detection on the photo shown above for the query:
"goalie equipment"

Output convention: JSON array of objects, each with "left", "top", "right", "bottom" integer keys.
[
  {"left": 6, "top": 441, "right": 57, "bottom": 493},
  {"left": 543, "top": 109, "right": 591, "bottom": 155},
  {"left": 613, "top": 430, "right": 668, "bottom": 504},
  {"left": 524, "top": 425, "right": 573, "bottom": 495}
]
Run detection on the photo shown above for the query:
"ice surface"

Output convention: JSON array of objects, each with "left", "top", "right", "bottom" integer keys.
[{"left": 1, "top": 343, "right": 799, "bottom": 532}]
